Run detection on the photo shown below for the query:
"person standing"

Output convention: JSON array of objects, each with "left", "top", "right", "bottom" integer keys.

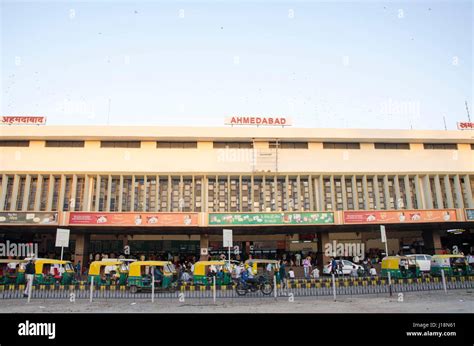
[
  {"left": 279, "top": 260, "right": 286, "bottom": 284},
  {"left": 23, "top": 259, "right": 35, "bottom": 298},
  {"left": 303, "top": 256, "right": 311, "bottom": 279},
  {"left": 295, "top": 253, "right": 301, "bottom": 267},
  {"left": 75, "top": 261, "right": 81, "bottom": 280}
]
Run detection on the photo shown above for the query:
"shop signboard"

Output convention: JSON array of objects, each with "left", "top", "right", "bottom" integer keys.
[
  {"left": 208, "top": 212, "right": 334, "bottom": 226},
  {"left": 69, "top": 212, "right": 199, "bottom": 226},
  {"left": 465, "top": 209, "right": 474, "bottom": 221},
  {"left": 0, "top": 212, "right": 58, "bottom": 225},
  {"left": 343, "top": 209, "right": 457, "bottom": 224}
]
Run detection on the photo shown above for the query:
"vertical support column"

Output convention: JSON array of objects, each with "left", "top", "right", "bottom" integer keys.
[
  {"left": 452, "top": 175, "right": 464, "bottom": 208},
  {"left": 130, "top": 175, "right": 136, "bottom": 212},
  {"left": 118, "top": 175, "right": 124, "bottom": 212},
  {"left": 434, "top": 175, "right": 444, "bottom": 209},
  {"left": 463, "top": 174, "right": 474, "bottom": 208},
  {"left": 340, "top": 175, "right": 347, "bottom": 211},
  {"left": 404, "top": 176, "right": 413, "bottom": 209},
  {"left": 329, "top": 175, "right": 336, "bottom": 211},
  {"left": 308, "top": 175, "right": 314, "bottom": 211},
  {"left": 317, "top": 176, "right": 324, "bottom": 211},
  {"left": 70, "top": 175, "right": 78, "bottom": 211},
  {"left": 22, "top": 175, "right": 31, "bottom": 211},
  {"left": 203, "top": 175, "right": 208, "bottom": 212},
  {"left": 362, "top": 175, "right": 369, "bottom": 210},
  {"left": 284, "top": 175, "right": 289, "bottom": 211},
  {"left": 9, "top": 175, "right": 20, "bottom": 211},
  {"left": 34, "top": 175, "right": 43, "bottom": 211},
  {"left": 296, "top": 175, "right": 301, "bottom": 211},
  {"left": 106, "top": 175, "right": 112, "bottom": 212},
  {"left": 317, "top": 232, "right": 330, "bottom": 269},
  {"left": 83, "top": 175, "right": 93, "bottom": 211},
  {"left": 422, "top": 175, "right": 434, "bottom": 209},
  {"left": 94, "top": 175, "right": 101, "bottom": 211},
  {"left": 155, "top": 175, "right": 160, "bottom": 212},
  {"left": 0, "top": 174, "right": 9, "bottom": 211},
  {"left": 422, "top": 230, "right": 443, "bottom": 254},
  {"left": 238, "top": 175, "right": 242, "bottom": 212},
  {"left": 192, "top": 175, "right": 196, "bottom": 212},
  {"left": 250, "top": 175, "right": 255, "bottom": 211},
  {"left": 413, "top": 175, "right": 424, "bottom": 209},
  {"left": 200, "top": 234, "right": 209, "bottom": 261},
  {"left": 58, "top": 174, "right": 66, "bottom": 211},
  {"left": 74, "top": 234, "right": 90, "bottom": 266},
  {"left": 394, "top": 175, "right": 401, "bottom": 210},
  {"left": 373, "top": 176, "right": 381, "bottom": 210},
  {"left": 443, "top": 175, "right": 454, "bottom": 208},
  {"left": 143, "top": 175, "right": 148, "bottom": 212},
  {"left": 167, "top": 175, "right": 171, "bottom": 212},
  {"left": 273, "top": 176, "right": 278, "bottom": 211},
  {"left": 46, "top": 174, "right": 55, "bottom": 211},
  {"left": 383, "top": 175, "right": 391, "bottom": 210},
  {"left": 352, "top": 176, "right": 359, "bottom": 210}
]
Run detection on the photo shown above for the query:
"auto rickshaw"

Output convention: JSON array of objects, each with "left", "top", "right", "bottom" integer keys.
[
  {"left": 34, "top": 259, "right": 76, "bottom": 285},
  {"left": 430, "top": 255, "right": 472, "bottom": 277},
  {"left": 192, "top": 260, "right": 233, "bottom": 285},
  {"left": 127, "top": 261, "right": 178, "bottom": 293},
  {"left": 88, "top": 260, "right": 128, "bottom": 286},
  {"left": 381, "top": 256, "right": 420, "bottom": 279},
  {"left": 0, "top": 259, "right": 26, "bottom": 284},
  {"left": 245, "top": 259, "right": 281, "bottom": 282}
]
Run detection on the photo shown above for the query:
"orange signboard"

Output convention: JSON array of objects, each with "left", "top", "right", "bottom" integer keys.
[
  {"left": 343, "top": 209, "right": 457, "bottom": 224},
  {"left": 69, "top": 212, "right": 198, "bottom": 227}
]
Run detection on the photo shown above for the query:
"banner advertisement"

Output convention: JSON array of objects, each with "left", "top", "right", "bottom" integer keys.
[
  {"left": 343, "top": 209, "right": 457, "bottom": 224},
  {"left": 69, "top": 212, "right": 199, "bottom": 226},
  {"left": 208, "top": 212, "right": 334, "bottom": 226},
  {"left": 0, "top": 212, "right": 58, "bottom": 225}
]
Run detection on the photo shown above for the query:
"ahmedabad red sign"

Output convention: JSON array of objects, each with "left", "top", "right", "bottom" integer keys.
[
  {"left": 457, "top": 122, "right": 474, "bottom": 130},
  {"left": 1, "top": 116, "right": 46, "bottom": 125},
  {"left": 68, "top": 212, "right": 198, "bottom": 226},
  {"left": 225, "top": 116, "right": 292, "bottom": 126},
  {"left": 343, "top": 210, "right": 457, "bottom": 224}
]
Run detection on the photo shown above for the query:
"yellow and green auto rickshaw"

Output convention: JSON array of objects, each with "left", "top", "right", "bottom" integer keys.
[
  {"left": 381, "top": 256, "right": 420, "bottom": 279},
  {"left": 192, "top": 260, "right": 233, "bottom": 285},
  {"left": 245, "top": 259, "right": 281, "bottom": 282},
  {"left": 0, "top": 259, "right": 26, "bottom": 284},
  {"left": 127, "top": 261, "right": 178, "bottom": 293},
  {"left": 34, "top": 259, "right": 76, "bottom": 285},
  {"left": 88, "top": 260, "right": 128, "bottom": 286},
  {"left": 430, "top": 255, "right": 472, "bottom": 277}
]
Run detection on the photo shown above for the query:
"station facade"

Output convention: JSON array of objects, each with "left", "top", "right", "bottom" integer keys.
[{"left": 0, "top": 125, "right": 473, "bottom": 266}]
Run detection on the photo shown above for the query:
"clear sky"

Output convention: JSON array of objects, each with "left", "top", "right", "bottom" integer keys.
[{"left": 1, "top": 0, "right": 472, "bottom": 129}]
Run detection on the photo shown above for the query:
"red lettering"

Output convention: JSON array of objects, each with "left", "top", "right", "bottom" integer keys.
[{"left": 280, "top": 118, "right": 286, "bottom": 125}]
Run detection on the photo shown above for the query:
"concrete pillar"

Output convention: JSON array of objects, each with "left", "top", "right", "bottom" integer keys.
[
  {"left": 422, "top": 175, "right": 433, "bottom": 209},
  {"left": 434, "top": 175, "right": 444, "bottom": 209},
  {"left": 22, "top": 175, "right": 31, "bottom": 211},
  {"left": 413, "top": 175, "right": 424, "bottom": 209},
  {"left": 317, "top": 175, "right": 324, "bottom": 211},
  {"left": 443, "top": 175, "right": 454, "bottom": 208},
  {"left": 453, "top": 175, "right": 464, "bottom": 208},
  {"left": 383, "top": 175, "right": 391, "bottom": 209},
  {"left": 373, "top": 176, "right": 381, "bottom": 209},
  {"left": 200, "top": 234, "right": 210, "bottom": 261},
  {"left": 422, "top": 230, "right": 443, "bottom": 254},
  {"left": 394, "top": 175, "right": 401, "bottom": 209},
  {"left": 0, "top": 174, "right": 9, "bottom": 211},
  {"left": 317, "top": 232, "right": 330, "bottom": 269},
  {"left": 352, "top": 176, "right": 359, "bottom": 210},
  {"left": 74, "top": 234, "right": 90, "bottom": 267},
  {"left": 463, "top": 175, "right": 474, "bottom": 208},
  {"left": 329, "top": 176, "right": 336, "bottom": 211},
  {"left": 404, "top": 175, "right": 413, "bottom": 209},
  {"left": 9, "top": 175, "right": 20, "bottom": 211},
  {"left": 58, "top": 175, "right": 66, "bottom": 211},
  {"left": 362, "top": 175, "right": 369, "bottom": 209},
  {"left": 340, "top": 175, "right": 347, "bottom": 210}
]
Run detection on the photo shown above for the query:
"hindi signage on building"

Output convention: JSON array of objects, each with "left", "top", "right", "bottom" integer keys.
[
  {"left": 0, "top": 212, "right": 58, "bottom": 225},
  {"left": 208, "top": 212, "right": 334, "bottom": 226},
  {"left": 225, "top": 116, "right": 292, "bottom": 127},
  {"left": 1, "top": 116, "right": 47, "bottom": 125},
  {"left": 457, "top": 122, "right": 474, "bottom": 130},
  {"left": 343, "top": 209, "right": 457, "bottom": 224},
  {"left": 68, "top": 212, "right": 199, "bottom": 226}
]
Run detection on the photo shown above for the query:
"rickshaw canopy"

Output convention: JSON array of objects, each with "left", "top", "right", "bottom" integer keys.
[
  {"left": 88, "top": 260, "right": 124, "bottom": 276},
  {"left": 35, "top": 259, "right": 75, "bottom": 273},
  {"left": 381, "top": 256, "right": 417, "bottom": 270},
  {"left": 193, "top": 261, "right": 228, "bottom": 276},
  {"left": 128, "top": 261, "right": 176, "bottom": 277}
]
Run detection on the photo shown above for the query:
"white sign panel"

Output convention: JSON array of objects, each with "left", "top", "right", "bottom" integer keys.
[
  {"left": 200, "top": 248, "right": 208, "bottom": 256},
  {"left": 380, "top": 225, "right": 387, "bottom": 243},
  {"left": 223, "top": 229, "right": 233, "bottom": 247},
  {"left": 55, "top": 228, "right": 70, "bottom": 247},
  {"left": 225, "top": 116, "right": 292, "bottom": 127}
]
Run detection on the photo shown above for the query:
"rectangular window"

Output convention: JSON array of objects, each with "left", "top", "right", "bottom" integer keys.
[
  {"left": 101, "top": 141, "right": 141, "bottom": 148},
  {"left": 374, "top": 143, "right": 410, "bottom": 150},
  {"left": 0, "top": 141, "right": 29, "bottom": 147},
  {"left": 269, "top": 142, "right": 308, "bottom": 149},
  {"left": 323, "top": 142, "right": 360, "bottom": 149},
  {"left": 156, "top": 142, "right": 197, "bottom": 149},
  {"left": 45, "top": 141, "right": 85, "bottom": 147},
  {"left": 423, "top": 143, "right": 457, "bottom": 150},
  {"left": 213, "top": 142, "right": 253, "bottom": 149}
]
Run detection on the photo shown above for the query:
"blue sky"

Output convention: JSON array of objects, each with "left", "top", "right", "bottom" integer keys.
[{"left": 1, "top": 0, "right": 472, "bottom": 129}]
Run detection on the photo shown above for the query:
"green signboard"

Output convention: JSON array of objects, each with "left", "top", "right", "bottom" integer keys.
[
  {"left": 0, "top": 212, "right": 58, "bottom": 225},
  {"left": 466, "top": 209, "right": 474, "bottom": 221},
  {"left": 208, "top": 212, "right": 334, "bottom": 226}
]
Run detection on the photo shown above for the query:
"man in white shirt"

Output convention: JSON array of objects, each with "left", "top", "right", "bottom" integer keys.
[
  {"left": 369, "top": 267, "right": 377, "bottom": 277},
  {"left": 288, "top": 268, "right": 295, "bottom": 279},
  {"left": 295, "top": 253, "right": 301, "bottom": 266},
  {"left": 311, "top": 267, "right": 320, "bottom": 279}
]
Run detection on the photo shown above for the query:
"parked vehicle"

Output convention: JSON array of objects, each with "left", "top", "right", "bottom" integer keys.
[
  {"left": 235, "top": 275, "right": 273, "bottom": 296},
  {"left": 381, "top": 256, "right": 420, "bottom": 279},
  {"left": 245, "top": 259, "right": 281, "bottom": 282},
  {"left": 88, "top": 260, "right": 128, "bottom": 286},
  {"left": 323, "top": 259, "right": 364, "bottom": 275},
  {"left": 430, "top": 255, "right": 472, "bottom": 277},
  {"left": 34, "top": 259, "right": 76, "bottom": 285},
  {"left": 192, "top": 260, "right": 233, "bottom": 285},
  {"left": 0, "top": 259, "right": 26, "bottom": 284},
  {"left": 407, "top": 254, "right": 432, "bottom": 272},
  {"left": 127, "top": 261, "right": 178, "bottom": 293}
]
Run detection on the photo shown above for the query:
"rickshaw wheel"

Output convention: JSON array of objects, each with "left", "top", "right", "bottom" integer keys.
[
  {"left": 130, "top": 285, "right": 138, "bottom": 294},
  {"left": 261, "top": 283, "right": 273, "bottom": 295}
]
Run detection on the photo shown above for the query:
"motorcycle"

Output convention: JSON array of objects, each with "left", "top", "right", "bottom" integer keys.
[{"left": 235, "top": 275, "right": 273, "bottom": 296}]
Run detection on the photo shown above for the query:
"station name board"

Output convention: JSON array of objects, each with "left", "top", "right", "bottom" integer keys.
[
  {"left": 457, "top": 122, "right": 474, "bottom": 130},
  {"left": 1, "top": 116, "right": 46, "bottom": 125},
  {"left": 225, "top": 117, "right": 292, "bottom": 127}
]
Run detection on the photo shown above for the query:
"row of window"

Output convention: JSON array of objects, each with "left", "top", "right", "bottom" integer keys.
[{"left": 1, "top": 140, "right": 471, "bottom": 150}]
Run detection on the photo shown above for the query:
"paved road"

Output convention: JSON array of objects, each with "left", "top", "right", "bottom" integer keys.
[{"left": 0, "top": 290, "right": 472, "bottom": 313}]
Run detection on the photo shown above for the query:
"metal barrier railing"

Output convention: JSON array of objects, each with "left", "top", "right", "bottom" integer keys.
[{"left": 1, "top": 275, "right": 472, "bottom": 300}]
